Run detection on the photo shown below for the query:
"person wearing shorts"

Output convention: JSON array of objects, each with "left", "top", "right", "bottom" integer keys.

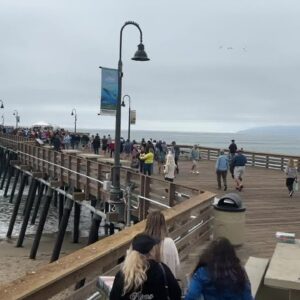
[{"left": 232, "top": 149, "right": 247, "bottom": 191}]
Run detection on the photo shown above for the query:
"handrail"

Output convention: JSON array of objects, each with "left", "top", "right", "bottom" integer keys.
[{"left": 0, "top": 192, "right": 215, "bottom": 300}]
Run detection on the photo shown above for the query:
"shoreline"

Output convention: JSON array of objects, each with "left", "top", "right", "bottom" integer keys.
[{"left": 0, "top": 233, "right": 88, "bottom": 287}]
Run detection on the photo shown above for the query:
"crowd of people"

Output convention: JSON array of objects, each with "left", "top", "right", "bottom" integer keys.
[
  {"left": 7, "top": 128, "right": 298, "bottom": 196},
  {"left": 109, "top": 210, "right": 254, "bottom": 300}
]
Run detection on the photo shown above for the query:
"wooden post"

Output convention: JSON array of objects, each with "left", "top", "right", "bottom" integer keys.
[
  {"left": 87, "top": 199, "right": 102, "bottom": 244},
  {"left": 0, "top": 151, "right": 9, "bottom": 189},
  {"left": 9, "top": 168, "right": 20, "bottom": 203},
  {"left": 73, "top": 202, "right": 81, "bottom": 243},
  {"left": 7, "top": 173, "right": 27, "bottom": 238},
  {"left": 23, "top": 177, "right": 35, "bottom": 216},
  {"left": 252, "top": 154, "right": 255, "bottom": 166},
  {"left": 266, "top": 155, "right": 269, "bottom": 169},
  {"left": 29, "top": 187, "right": 53, "bottom": 259},
  {"left": 50, "top": 198, "right": 74, "bottom": 262},
  {"left": 3, "top": 162, "right": 13, "bottom": 197},
  {"left": 16, "top": 179, "right": 39, "bottom": 247},
  {"left": 31, "top": 183, "right": 46, "bottom": 225},
  {"left": 58, "top": 191, "right": 65, "bottom": 225}
]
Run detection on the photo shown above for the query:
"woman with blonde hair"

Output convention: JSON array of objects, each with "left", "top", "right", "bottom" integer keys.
[
  {"left": 110, "top": 233, "right": 181, "bottom": 300},
  {"left": 144, "top": 211, "right": 180, "bottom": 278},
  {"left": 164, "top": 150, "right": 176, "bottom": 182},
  {"left": 285, "top": 158, "right": 298, "bottom": 197}
]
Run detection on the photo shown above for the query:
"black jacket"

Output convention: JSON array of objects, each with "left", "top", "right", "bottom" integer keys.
[{"left": 110, "top": 260, "right": 181, "bottom": 300}]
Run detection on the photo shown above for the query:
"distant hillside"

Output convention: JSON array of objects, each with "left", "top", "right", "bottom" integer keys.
[{"left": 238, "top": 126, "right": 300, "bottom": 136}]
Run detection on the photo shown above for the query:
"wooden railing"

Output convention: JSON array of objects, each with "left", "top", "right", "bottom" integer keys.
[
  {"left": 0, "top": 191, "right": 214, "bottom": 300},
  {"left": 178, "top": 144, "right": 300, "bottom": 171},
  {"left": 0, "top": 135, "right": 201, "bottom": 216}
]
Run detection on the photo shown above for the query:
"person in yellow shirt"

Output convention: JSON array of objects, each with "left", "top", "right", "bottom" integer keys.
[{"left": 140, "top": 148, "right": 154, "bottom": 175}]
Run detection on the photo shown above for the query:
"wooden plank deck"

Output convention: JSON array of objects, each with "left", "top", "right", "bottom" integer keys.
[{"left": 153, "top": 159, "right": 300, "bottom": 278}]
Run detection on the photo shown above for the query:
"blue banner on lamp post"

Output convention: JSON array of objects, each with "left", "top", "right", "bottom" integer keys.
[{"left": 100, "top": 67, "right": 118, "bottom": 116}]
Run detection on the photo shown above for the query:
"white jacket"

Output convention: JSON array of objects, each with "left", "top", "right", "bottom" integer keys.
[{"left": 164, "top": 163, "right": 176, "bottom": 179}]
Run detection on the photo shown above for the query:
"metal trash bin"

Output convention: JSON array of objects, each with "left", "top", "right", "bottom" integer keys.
[{"left": 213, "top": 193, "right": 246, "bottom": 246}]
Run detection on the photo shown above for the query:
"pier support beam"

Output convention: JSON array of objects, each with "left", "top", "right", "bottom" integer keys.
[
  {"left": 73, "top": 202, "right": 81, "bottom": 243},
  {"left": 3, "top": 162, "right": 13, "bottom": 197},
  {"left": 16, "top": 179, "right": 39, "bottom": 247},
  {"left": 31, "top": 183, "right": 46, "bottom": 225},
  {"left": 50, "top": 198, "right": 74, "bottom": 262},
  {"left": 9, "top": 168, "right": 20, "bottom": 203},
  {"left": 30, "top": 187, "right": 53, "bottom": 259},
  {"left": 0, "top": 151, "right": 10, "bottom": 189},
  {"left": 7, "top": 173, "right": 27, "bottom": 238},
  {"left": 58, "top": 192, "right": 65, "bottom": 225},
  {"left": 88, "top": 200, "right": 102, "bottom": 244}
]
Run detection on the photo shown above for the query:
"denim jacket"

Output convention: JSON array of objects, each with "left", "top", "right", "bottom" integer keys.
[{"left": 185, "top": 267, "right": 253, "bottom": 300}]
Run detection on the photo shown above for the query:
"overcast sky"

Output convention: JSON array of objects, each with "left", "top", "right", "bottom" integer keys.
[{"left": 1, "top": 0, "right": 300, "bottom": 133}]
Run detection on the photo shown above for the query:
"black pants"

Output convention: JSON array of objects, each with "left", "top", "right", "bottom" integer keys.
[
  {"left": 175, "top": 157, "right": 179, "bottom": 174},
  {"left": 286, "top": 178, "right": 296, "bottom": 192}
]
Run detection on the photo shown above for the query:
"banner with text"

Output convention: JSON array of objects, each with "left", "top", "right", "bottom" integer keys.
[
  {"left": 130, "top": 110, "right": 136, "bottom": 124},
  {"left": 100, "top": 67, "right": 118, "bottom": 116}
]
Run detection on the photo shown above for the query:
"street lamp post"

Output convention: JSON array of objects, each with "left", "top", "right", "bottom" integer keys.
[
  {"left": 71, "top": 108, "right": 77, "bottom": 133},
  {"left": 121, "top": 94, "right": 131, "bottom": 141},
  {"left": 13, "top": 110, "right": 19, "bottom": 129},
  {"left": 111, "top": 21, "right": 149, "bottom": 219},
  {"left": 0, "top": 100, "right": 4, "bottom": 127}
]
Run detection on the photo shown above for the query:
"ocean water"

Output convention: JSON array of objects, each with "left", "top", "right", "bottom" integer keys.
[{"left": 83, "top": 129, "right": 300, "bottom": 156}]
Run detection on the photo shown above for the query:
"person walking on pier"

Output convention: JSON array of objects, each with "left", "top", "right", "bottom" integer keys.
[
  {"left": 92, "top": 134, "right": 101, "bottom": 154},
  {"left": 110, "top": 233, "right": 181, "bottom": 300},
  {"left": 164, "top": 150, "right": 176, "bottom": 182},
  {"left": 285, "top": 158, "right": 298, "bottom": 197},
  {"left": 190, "top": 145, "right": 200, "bottom": 174},
  {"left": 216, "top": 149, "right": 229, "bottom": 191},
  {"left": 229, "top": 139, "right": 237, "bottom": 158},
  {"left": 171, "top": 141, "right": 180, "bottom": 174},
  {"left": 144, "top": 211, "right": 180, "bottom": 278},
  {"left": 185, "top": 237, "right": 253, "bottom": 300},
  {"left": 231, "top": 149, "right": 247, "bottom": 191}
]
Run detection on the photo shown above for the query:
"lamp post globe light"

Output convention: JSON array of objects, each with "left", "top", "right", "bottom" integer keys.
[
  {"left": 121, "top": 94, "right": 132, "bottom": 141},
  {"left": 111, "top": 21, "right": 149, "bottom": 220},
  {"left": 71, "top": 108, "right": 77, "bottom": 133},
  {"left": 13, "top": 110, "right": 19, "bottom": 129}
]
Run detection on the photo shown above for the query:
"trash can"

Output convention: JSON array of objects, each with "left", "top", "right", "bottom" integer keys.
[{"left": 213, "top": 193, "right": 246, "bottom": 246}]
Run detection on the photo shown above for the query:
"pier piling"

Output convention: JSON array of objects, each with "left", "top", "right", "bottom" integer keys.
[
  {"left": 16, "top": 179, "right": 39, "bottom": 247},
  {"left": 3, "top": 161, "right": 13, "bottom": 197},
  {"left": 0, "top": 150, "right": 10, "bottom": 189},
  {"left": 73, "top": 202, "right": 81, "bottom": 243},
  {"left": 31, "top": 183, "right": 46, "bottom": 225},
  {"left": 29, "top": 187, "right": 53, "bottom": 259},
  {"left": 7, "top": 173, "right": 27, "bottom": 238},
  {"left": 9, "top": 168, "right": 20, "bottom": 203},
  {"left": 50, "top": 197, "right": 74, "bottom": 262}
]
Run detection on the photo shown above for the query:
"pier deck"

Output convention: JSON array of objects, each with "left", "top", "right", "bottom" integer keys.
[
  {"left": 161, "top": 159, "right": 300, "bottom": 277},
  {"left": 0, "top": 135, "right": 300, "bottom": 298}
]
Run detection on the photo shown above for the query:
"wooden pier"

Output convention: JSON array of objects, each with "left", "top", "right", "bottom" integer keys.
[{"left": 0, "top": 133, "right": 299, "bottom": 299}]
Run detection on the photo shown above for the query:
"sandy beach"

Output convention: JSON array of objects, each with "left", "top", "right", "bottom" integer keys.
[{"left": 0, "top": 233, "right": 87, "bottom": 288}]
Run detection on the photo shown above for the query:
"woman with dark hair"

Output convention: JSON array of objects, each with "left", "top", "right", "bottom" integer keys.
[
  {"left": 110, "top": 233, "right": 181, "bottom": 300},
  {"left": 185, "top": 237, "right": 253, "bottom": 300}
]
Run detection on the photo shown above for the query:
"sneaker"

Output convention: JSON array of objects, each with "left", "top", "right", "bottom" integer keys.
[
  {"left": 196, "top": 171, "right": 199, "bottom": 174},
  {"left": 289, "top": 191, "right": 294, "bottom": 197}
]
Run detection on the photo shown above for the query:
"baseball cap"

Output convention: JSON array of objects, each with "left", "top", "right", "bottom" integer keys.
[{"left": 132, "top": 234, "right": 160, "bottom": 254}]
